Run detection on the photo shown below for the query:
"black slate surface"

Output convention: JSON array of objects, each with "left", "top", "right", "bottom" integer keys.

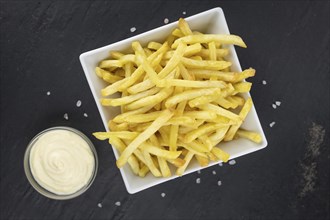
[{"left": 1, "top": 1, "right": 329, "bottom": 220}]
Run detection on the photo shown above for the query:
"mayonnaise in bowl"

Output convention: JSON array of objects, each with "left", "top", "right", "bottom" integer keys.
[{"left": 24, "top": 127, "right": 98, "bottom": 200}]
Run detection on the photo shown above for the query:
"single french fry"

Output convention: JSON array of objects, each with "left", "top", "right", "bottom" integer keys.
[
  {"left": 183, "top": 111, "right": 217, "bottom": 120},
  {"left": 143, "top": 151, "right": 162, "bottom": 177},
  {"left": 110, "top": 51, "right": 124, "bottom": 59},
  {"left": 180, "top": 143, "right": 208, "bottom": 158},
  {"left": 172, "top": 34, "right": 247, "bottom": 49},
  {"left": 197, "top": 49, "right": 229, "bottom": 59},
  {"left": 211, "top": 147, "right": 230, "bottom": 162},
  {"left": 93, "top": 131, "right": 138, "bottom": 140},
  {"left": 188, "top": 69, "right": 238, "bottom": 82},
  {"left": 165, "top": 88, "right": 220, "bottom": 108},
  {"left": 188, "top": 93, "right": 220, "bottom": 108},
  {"left": 207, "top": 152, "right": 217, "bottom": 161},
  {"left": 198, "top": 103, "right": 241, "bottom": 122},
  {"left": 236, "top": 129, "right": 262, "bottom": 143},
  {"left": 164, "top": 43, "right": 202, "bottom": 60},
  {"left": 101, "top": 78, "right": 129, "bottom": 96},
  {"left": 228, "top": 96, "right": 245, "bottom": 106},
  {"left": 95, "top": 67, "right": 123, "bottom": 83},
  {"left": 148, "top": 41, "right": 162, "bottom": 50},
  {"left": 176, "top": 151, "right": 194, "bottom": 176},
  {"left": 125, "top": 87, "right": 174, "bottom": 110},
  {"left": 181, "top": 57, "right": 231, "bottom": 71},
  {"left": 140, "top": 142, "right": 182, "bottom": 159},
  {"left": 208, "top": 41, "right": 217, "bottom": 61},
  {"left": 99, "top": 60, "right": 123, "bottom": 68},
  {"left": 123, "top": 111, "right": 162, "bottom": 123},
  {"left": 101, "top": 87, "right": 160, "bottom": 106},
  {"left": 112, "top": 105, "right": 154, "bottom": 123},
  {"left": 181, "top": 139, "right": 209, "bottom": 153},
  {"left": 108, "top": 121, "right": 129, "bottom": 131},
  {"left": 172, "top": 28, "right": 184, "bottom": 38},
  {"left": 183, "top": 123, "right": 227, "bottom": 143},
  {"left": 138, "top": 165, "right": 150, "bottom": 177},
  {"left": 209, "top": 126, "right": 230, "bottom": 144},
  {"left": 233, "top": 82, "right": 252, "bottom": 94},
  {"left": 178, "top": 18, "right": 193, "bottom": 36},
  {"left": 158, "top": 156, "right": 171, "bottom": 177},
  {"left": 167, "top": 158, "right": 185, "bottom": 167},
  {"left": 214, "top": 97, "right": 238, "bottom": 109},
  {"left": 195, "top": 155, "right": 209, "bottom": 167},
  {"left": 198, "top": 135, "right": 214, "bottom": 151},
  {"left": 160, "top": 79, "right": 226, "bottom": 88},
  {"left": 233, "top": 68, "right": 256, "bottom": 83},
  {"left": 179, "top": 63, "right": 194, "bottom": 80},
  {"left": 169, "top": 100, "right": 186, "bottom": 152},
  {"left": 149, "top": 134, "right": 160, "bottom": 146},
  {"left": 164, "top": 116, "right": 195, "bottom": 126}
]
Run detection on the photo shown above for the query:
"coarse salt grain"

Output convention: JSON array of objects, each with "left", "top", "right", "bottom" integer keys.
[
  {"left": 161, "top": 193, "right": 166, "bottom": 197},
  {"left": 182, "top": 11, "right": 186, "bottom": 15},
  {"left": 46, "top": 91, "right": 51, "bottom": 96},
  {"left": 218, "top": 162, "right": 223, "bottom": 166},
  {"left": 197, "top": 170, "right": 201, "bottom": 174},
  {"left": 130, "top": 27, "right": 136, "bottom": 32},
  {"left": 269, "top": 121, "right": 276, "bottom": 127},
  {"left": 272, "top": 104, "right": 277, "bottom": 109},
  {"left": 196, "top": 178, "right": 201, "bottom": 184},
  {"left": 115, "top": 201, "right": 121, "bottom": 206},
  {"left": 76, "top": 100, "right": 82, "bottom": 107},
  {"left": 217, "top": 180, "right": 222, "bottom": 186},
  {"left": 275, "top": 101, "right": 281, "bottom": 106},
  {"left": 63, "top": 113, "right": 69, "bottom": 120},
  {"left": 164, "top": 18, "right": 169, "bottom": 24},
  {"left": 212, "top": 170, "right": 216, "bottom": 175},
  {"left": 229, "top": 160, "right": 236, "bottom": 165},
  {"left": 262, "top": 80, "right": 267, "bottom": 85},
  {"left": 98, "top": 203, "right": 102, "bottom": 208},
  {"left": 83, "top": 113, "right": 88, "bottom": 117}
]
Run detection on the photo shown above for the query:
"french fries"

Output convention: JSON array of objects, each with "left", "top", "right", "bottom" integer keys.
[{"left": 93, "top": 18, "right": 261, "bottom": 178}]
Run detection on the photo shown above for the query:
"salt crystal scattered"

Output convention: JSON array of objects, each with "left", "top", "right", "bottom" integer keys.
[
  {"left": 217, "top": 180, "right": 222, "bottom": 186},
  {"left": 196, "top": 178, "right": 201, "bottom": 184},
  {"left": 161, "top": 193, "right": 166, "bottom": 197},
  {"left": 275, "top": 101, "right": 281, "bottom": 106},
  {"left": 76, "top": 100, "right": 82, "bottom": 107},
  {"left": 130, "top": 27, "right": 136, "bottom": 32},
  {"left": 218, "top": 162, "right": 223, "bottom": 166},
  {"left": 229, "top": 160, "right": 236, "bottom": 165},
  {"left": 164, "top": 18, "right": 169, "bottom": 24},
  {"left": 97, "top": 203, "right": 102, "bottom": 208},
  {"left": 197, "top": 170, "right": 201, "bottom": 174},
  {"left": 63, "top": 113, "right": 69, "bottom": 120},
  {"left": 46, "top": 91, "right": 51, "bottom": 96},
  {"left": 83, "top": 113, "right": 88, "bottom": 117},
  {"left": 182, "top": 11, "right": 186, "bottom": 15},
  {"left": 269, "top": 121, "right": 276, "bottom": 127},
  {"left": 212, "top": 170, "right": 216, "bottom": 175},
  {"left": 262, "top": 80, "right": 267, "bottom": 85},
  {"left": 272, "top": 104, "right": 277, "bottom": 109},
  {"left": 115, "top": 201, "right": 121, "bottom": 206}
]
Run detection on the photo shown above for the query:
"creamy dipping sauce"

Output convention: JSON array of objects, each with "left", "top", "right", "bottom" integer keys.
[{"left": 29, "top": 129, "right": 95, "bottom": 195}]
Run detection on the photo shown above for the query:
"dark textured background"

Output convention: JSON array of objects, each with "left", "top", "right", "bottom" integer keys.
[{"left": 1, "top": 1, "right": 329, "bottom": 220}]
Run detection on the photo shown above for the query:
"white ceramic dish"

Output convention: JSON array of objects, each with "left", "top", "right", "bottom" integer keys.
[{"left": 80, "top": 7, "right": 268, "bottom": 194}]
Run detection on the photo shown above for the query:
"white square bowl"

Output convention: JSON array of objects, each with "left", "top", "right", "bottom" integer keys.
[{"left": 80, "top": 7, "right": 268, "bottom": 194}]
